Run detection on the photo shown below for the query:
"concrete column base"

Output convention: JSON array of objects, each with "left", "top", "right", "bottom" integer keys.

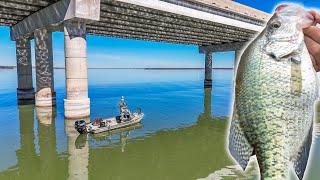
[
  {"left": 204, "top": 79, "right": 212, "bottom": 88},
  {"left": 64, "top": 98, "right": 90, "bottom": 119},
  {"left": 17, "top": 88, "right": 35, "bottom": 100},
  {"left": 35, "top": 90, "right": 56, "bottom": 107}
]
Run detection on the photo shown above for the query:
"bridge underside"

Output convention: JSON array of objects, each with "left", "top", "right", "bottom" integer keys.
[
  {"left": 0, "top": 0, "right": 58, "bottom": 26},
  {"left": 1, "top": 0, "right": 265, "bottom": 46},
  {"left": 87, "top": 0, "right": 258, "bottom": 46}
]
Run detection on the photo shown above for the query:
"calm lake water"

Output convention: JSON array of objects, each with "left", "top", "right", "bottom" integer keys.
[{"left": 0, "top": 69, "right": 319, "bottom": 180}]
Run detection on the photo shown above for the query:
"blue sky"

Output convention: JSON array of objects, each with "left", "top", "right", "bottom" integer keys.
[{"left": 0, "top": 0, "right": 319, "bottom": 68}]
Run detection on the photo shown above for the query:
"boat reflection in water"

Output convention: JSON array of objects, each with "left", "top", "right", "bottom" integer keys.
[{"left": 75, "top": 123, "right": 143, "bottom": 153}]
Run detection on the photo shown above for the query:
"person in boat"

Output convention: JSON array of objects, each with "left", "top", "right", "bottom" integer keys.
[{"left": 119, "top": 96, "right": 127, "bottom": 121}]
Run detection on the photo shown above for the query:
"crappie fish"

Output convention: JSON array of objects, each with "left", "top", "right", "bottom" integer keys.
[{"left": 228, "top": 4, "right": 318, "bottom": 180}]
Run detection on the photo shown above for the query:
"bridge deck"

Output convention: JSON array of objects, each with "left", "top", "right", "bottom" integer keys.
[{"left": 0, "top": 0, "right": 270, "bottom": 46}]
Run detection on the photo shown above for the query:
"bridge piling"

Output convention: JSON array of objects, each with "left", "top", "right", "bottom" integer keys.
[
  {"left": 16, "top": 36, "right": 35, "bottom": 104},
  {"left": 63, "top": 20, "right": 90, "bottom": 119},
  {"left": 34, "top": 29, "right": 56, "bottom": 107},
  {"left": 204, "top": 51, "right": 213, "bottom": 88}
]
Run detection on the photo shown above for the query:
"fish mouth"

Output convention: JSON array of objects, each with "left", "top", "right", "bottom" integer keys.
[{"left": 269, "top": 32, "right": 300, "bottom": 42}]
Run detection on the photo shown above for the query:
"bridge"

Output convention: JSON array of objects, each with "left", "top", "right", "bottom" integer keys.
[{"left": 0, "top": 0, "right": 270, "bottom": 119}]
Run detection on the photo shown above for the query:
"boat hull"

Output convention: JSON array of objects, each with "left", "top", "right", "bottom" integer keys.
[{"left": 75, "top": 113, "right": 144, "bottom": 134}]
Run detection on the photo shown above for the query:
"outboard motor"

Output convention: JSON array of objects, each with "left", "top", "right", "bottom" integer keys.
[{"left": 74, "top": 120, "right": 87, "bottom": 134}]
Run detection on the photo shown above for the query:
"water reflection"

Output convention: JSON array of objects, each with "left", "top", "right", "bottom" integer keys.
[
  {"left": 16, "top": 105, "right": 38, "bottom": 179},
  {"left": 36, "top": 107, "right": 58, "bottom": 180},
  {"left": 0, "top": 105, "right": 67, "bottom": 180},
  {"left": 65, "top": 119, "right": 89, "bottom": 180}
]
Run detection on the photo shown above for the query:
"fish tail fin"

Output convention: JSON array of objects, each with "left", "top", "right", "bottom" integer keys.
[{"left": 228, "top": 109, "right": 254, "bottom": 171}]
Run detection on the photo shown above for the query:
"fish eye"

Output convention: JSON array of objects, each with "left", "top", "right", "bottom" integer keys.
[{"left": 271, "top": 21, "right": 281, "bottom": 29}]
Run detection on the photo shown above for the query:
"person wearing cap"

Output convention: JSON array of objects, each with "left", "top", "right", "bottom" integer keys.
[{"left": 118, "top": 96, "right": 127, "bottom": 121}]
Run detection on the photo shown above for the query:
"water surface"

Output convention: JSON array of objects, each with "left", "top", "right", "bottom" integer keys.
[{"left": 0, "top": 69, "right": 319, "bottom": 180}]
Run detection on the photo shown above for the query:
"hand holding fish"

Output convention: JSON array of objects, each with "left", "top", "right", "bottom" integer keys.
[{"left": 304, "top": 11, "right": 320, "bottom": 71}]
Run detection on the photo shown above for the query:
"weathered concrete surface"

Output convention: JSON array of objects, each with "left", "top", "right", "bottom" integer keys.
[
  {"left": 34, "top": 28, "right": 56, "bottom": 107},
  {"left": 64, "top": 20, "right": 90, "bottom": 119},
  {"left": 0, "top": 0, "right": 56, "bottom": 26},
  {"left": 16, "top": 37, "right": 35, "bottom": 102},
  {"left": 204, "top": 51, "right": 212, "bottom": 88},
  {"left": 10, "top": 0, "right": 100, "bottom": 40},
  {"left": 65, "top": 0, "right": 100, "bottom": 22},
  {"left": 199, "top": 42, "right": 245, "bottom": 53}
]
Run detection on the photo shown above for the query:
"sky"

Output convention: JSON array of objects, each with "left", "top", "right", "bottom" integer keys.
[{"left": 0, "top": 0, "right": 319, "bottom": 68}]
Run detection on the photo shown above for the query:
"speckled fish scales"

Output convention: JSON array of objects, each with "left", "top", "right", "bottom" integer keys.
[{"left": 228, "top": 4, "right": 319, "bottom": 180}]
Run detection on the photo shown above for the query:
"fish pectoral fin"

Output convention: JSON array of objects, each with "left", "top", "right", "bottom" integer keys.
[
  {"left": 228, "top": 110, "right": 254, "bottom": 171},
  {"left": 293, "top": 123, "right": 313, "bottom": 180}
]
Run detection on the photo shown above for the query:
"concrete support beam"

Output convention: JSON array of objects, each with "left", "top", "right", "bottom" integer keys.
[
  {"left": 199, "top": 42, "right": 245, "bottom": 53},
  {"left": 34, "top": 28, "right": 56, "bottom": 107},
  {"left": 10, "top": 0, "right": 100, "bottom": 40},
  {"left": 16, "top": 36, "right": 34, "bottom": 103},
  {"left": 64, "top": 20, "right": 90, "bottom": 119},
  {"left": 204, "top": 51, "right": 213, "bottom": 88}
]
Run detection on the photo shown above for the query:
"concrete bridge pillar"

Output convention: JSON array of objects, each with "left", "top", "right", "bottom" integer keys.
[
  {"left": 16, "top": 36, "right": 34, "bottom": 103},
  {"left": 204, "top": 51, "right": 213, "bottom": 88},
  {"left": 34, "top": 29, "right": 56, "bottom": 107},
  {"left": 64, "top": 20, "right": 90, "bottom": 119}
]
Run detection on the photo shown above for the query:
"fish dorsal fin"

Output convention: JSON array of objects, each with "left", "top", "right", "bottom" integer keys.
[
  {"left": 293, "top": 123, "right": 313, "bottom": 180},
  {"left": 228, "top": 109, "right": 254, "bottom": 171}
]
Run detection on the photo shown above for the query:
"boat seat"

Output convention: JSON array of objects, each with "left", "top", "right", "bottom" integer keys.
[{"left": 93, "top": 118, "right": 103, "bottom": 125}]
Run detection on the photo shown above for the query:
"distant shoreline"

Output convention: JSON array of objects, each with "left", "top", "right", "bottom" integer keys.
[
  {"left": 0, "top": 66, "right": 233, "bottom": 70},
  {"left": 144, "top": 68, "right": 233, "bottom": 70},
  {"left": 0, "top": 66, "right": 15, "bottom": 69}
]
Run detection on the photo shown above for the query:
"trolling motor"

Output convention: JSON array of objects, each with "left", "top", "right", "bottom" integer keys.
[{"left": 74, "top": 120, "right": 87, "bottom": 134}]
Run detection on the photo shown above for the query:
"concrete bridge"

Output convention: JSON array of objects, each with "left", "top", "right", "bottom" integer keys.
[{"left": 0, "top": 0, "right": 270, "bottom": 119}]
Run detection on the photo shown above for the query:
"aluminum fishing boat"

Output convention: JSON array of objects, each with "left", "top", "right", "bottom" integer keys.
[{"left": 74, "top": 108, "right": 144, "bottom": 134}]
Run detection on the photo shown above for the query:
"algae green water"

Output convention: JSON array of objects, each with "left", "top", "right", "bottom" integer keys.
[{"left": 0, "top": 69, "right": 319, "bottom": 180}]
